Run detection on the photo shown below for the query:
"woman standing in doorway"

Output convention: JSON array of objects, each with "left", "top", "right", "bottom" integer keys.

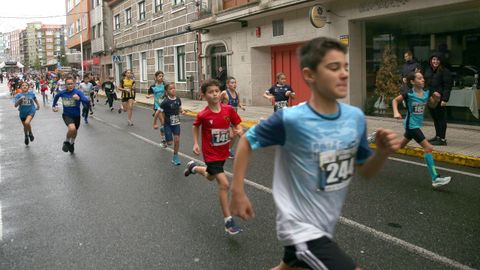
[
  {"left": 425, "top": 53, "right": 452, "bottom": 146},
  {"left": 118, "top": 69, "right": 136, "bottom": 126}
]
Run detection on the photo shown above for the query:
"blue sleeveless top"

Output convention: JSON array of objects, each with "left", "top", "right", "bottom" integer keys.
[{"left": 226, "top": 89, "right": 239, "bottom": 109}]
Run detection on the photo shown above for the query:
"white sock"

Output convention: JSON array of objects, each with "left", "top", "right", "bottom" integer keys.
[{"left": 224, "top": 216, "right": 232, "bottom": 223}]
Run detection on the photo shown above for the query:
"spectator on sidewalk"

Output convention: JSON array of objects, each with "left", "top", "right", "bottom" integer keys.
[
  {"left": 425, "top": 53, "right": 452, "bottom": 146},
  {"left": 400, "top": 50, "right": 421, "bottom": 94},
  {"left": 215, "top": 66, "right": 227, "bottom": 91}
]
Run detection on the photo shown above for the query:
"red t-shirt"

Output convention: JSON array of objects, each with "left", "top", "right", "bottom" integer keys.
[
  {"left": 40, "top": 80, "right": 48, "bottom": 92},
  {"left": 193, "top": 103, "right": 241, "bottom": 162}
]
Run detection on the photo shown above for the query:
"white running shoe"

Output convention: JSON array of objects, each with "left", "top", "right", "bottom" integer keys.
[{"left": 432, "top": 176, "right": 451, "bottom": 188}]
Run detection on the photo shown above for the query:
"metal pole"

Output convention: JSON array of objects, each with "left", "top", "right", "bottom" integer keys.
[{"left": 80, "top": 33, "right": 84, "bottom": 76}]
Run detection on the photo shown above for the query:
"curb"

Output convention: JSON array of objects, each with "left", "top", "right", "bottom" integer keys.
[{"left": 131, "top": 96, "right": 480, "bottom": 168}]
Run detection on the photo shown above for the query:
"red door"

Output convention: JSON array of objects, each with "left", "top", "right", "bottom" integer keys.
[{"left": 271, "top": 44, "right": 309, "bottom": 106}]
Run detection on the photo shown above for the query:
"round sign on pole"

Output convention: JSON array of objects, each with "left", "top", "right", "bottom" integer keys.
[{"left": 309, "top": 5, "right": 328, "bottom": 28}]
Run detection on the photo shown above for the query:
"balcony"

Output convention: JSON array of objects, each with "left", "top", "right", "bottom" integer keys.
[{"left": 190, "top": 0, "right": 312, "bottom": 30}]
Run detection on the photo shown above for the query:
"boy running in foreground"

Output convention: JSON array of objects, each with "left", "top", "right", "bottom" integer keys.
[
  {"left": 52, "top": 77, "right": 90, "bottom": 154},
  {"left": 184, "top": 79, "right": 244, "bottom": 235},
  {"left": 230, "top": 37, "right": 401, "bottom": 270}
]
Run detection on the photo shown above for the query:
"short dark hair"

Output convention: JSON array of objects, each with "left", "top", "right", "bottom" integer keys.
[
  {"left": 201, "top": 79, "right": 220, "bottom": 94},
  {"left": 155, "top": 70, "right": 164, "bottom": 77},
  {"left": 226, "top": 76, "right": 236, "bottom": 82},
  {"left": 299, "top": 37, "right": 347, "bottom": 71},
  {"left": 406, "top": 71, "right": 422, "bottom": 87},
  {"left": 404, "top": 50, "right": 413, "bottom": 56}
]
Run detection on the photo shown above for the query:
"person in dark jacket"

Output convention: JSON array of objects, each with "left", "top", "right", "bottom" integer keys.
[
  {"left": 215, "top": 66, "right": 227, "bottom": 91},
  {"left": 400, "top": 50, "right": 421, "bottom": 94},
  {"left": 424, "top": 53, "right": 452, "bottom": 145}
]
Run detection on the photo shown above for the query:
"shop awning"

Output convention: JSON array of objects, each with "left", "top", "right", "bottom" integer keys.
[
  {"left": 0, "top": 62, "right": 5, "bottom": 68},
  {"left": 16, "top": 62, "right": 24, "bottom": 68}
]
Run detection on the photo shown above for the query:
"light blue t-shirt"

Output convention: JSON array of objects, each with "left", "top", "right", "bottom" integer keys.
[
  {"left": 15, "top": 91, "right": 37, "bottom": 116},
  {"left": 403, "top": 89, "right": 429, "bottom": 129},
  {"left": 149, "top": 83, "right": 165, "bottom": 110},
  {"left": 246, "top": 102, "right": 372, "bottom": 246}
]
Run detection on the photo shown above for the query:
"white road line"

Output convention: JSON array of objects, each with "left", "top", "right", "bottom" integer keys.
[
  {"left": 388, "top": 157, "right": 480, "bottom": 178},
  {"left": 0, "top": 201, "right": 2, "bottom": 241},
  {"left": 93, "top": 116, "right": 475, "bottom": 270}
]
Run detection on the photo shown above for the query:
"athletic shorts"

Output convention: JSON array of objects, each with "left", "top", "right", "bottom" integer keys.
[
  {"left": 20, "top": 112, "right": 35, "bottom": 122},
  {"left": 205, "top": 160, "right": 226, "bottom": 176},
  {"left": 164, "top": 123, "right": 180, "bottom": 142},
  {"left": 283, "top": 237, "right": 357, "bottom": 270},
  {"left": 122, "top": 96, "right": 135, "bottom": 102},
  {"left": 62, "top": 114, "right": 81, "bottom": 129},
  {"left": 404, "top": 128, "right": 426, "bottom": 144}
]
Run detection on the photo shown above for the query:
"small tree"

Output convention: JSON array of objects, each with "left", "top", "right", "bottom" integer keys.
[
  {"left": 34, "top": 56, "right": 41, "bottom": 70},
  {"left": 375, "top": 46, "right": 400, "bottom": 113}
]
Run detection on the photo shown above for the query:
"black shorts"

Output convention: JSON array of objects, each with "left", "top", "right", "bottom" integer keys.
[
  {"left": 122, "top": 96, "right": 135, "bottom": 102},
  {"left": 62, "top": 114, "right": 80, "bottom": 129},
  {"left": 404, "top": 128, "right": 426, "bottom": 144},
  {"left": 205, "top": 160, "right": 226, "bottom": 176},
  {"left": 283, "top": 237, "right": 356, "bottom": 270}
]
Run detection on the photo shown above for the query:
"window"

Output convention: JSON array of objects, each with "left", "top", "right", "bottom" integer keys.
[
  {"left": 69, "top": 24, "right": 75, "bottom": 36},
  {"left": 173, "top": 0, "right": 184, "bottom": 5},
  {"left": 155, "top": 49, "right": 164, "bottom": 72},
  {"left": 76, "top": 19, "right": 81, "bottom": 33},
  {"left": 176, "top": 45, "right": 186, "bottom": 82},
  {"left": 154, "top": 0, "right": 162, "bottom": 13},
  {"left": 96, "top": 0, "right": 100, "bottom": 6},
  {"left": 82, "top": 14, "right": 88, "bottom": 29},
  {"left": 92, "top": 25, "right": 96, "bottom": 40},
  {"left": 125, "top": 8, "right": 132, "bottom": 25},
  {"left": 138, "top": 1, "right": 146, "bottom": 20},
  {"left": 45, "top": 31, "right": 53, "bottom": 35},
  {"left": 126, "top": 54, "right": 133, "bottom": 70},
  {"left": 114, "top": 15, "right": 120, "bottom": 30},
  {"left": 97, "top": 23, "right": 101, "bottom": 38},
  {"left": 140, "top": 52, "right": 147, "bottom": 81},
  {"left": 273, "top": 19, "right": 284, "bottom": 37},
  {"left": 74, "top": 0, "right": 80, "bottom": 5},
  {"left": 46, "top": 38, "right": 53, "bottom": 43}
]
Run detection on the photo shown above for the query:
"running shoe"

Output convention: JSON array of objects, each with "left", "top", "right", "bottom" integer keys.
[
  {"left": 110, "top": 107, "right": 114, "bottom": 112},
  {"left": 160, "top": 140, "right": 168, "bottom": 148},
  {"left": 118, "top": 108, "right": 122, "bottom": 114},
  {"left": 90, "top": 111, "right": 94, "bottom": 115},
  {"left": 224, "top": 217, "right": 242, "bottom": 235},
  {"left": 430, "top": 138, "right": 447, "bottom": 146},
  {"left": 28, "top": 132, "right": 34, "bottom": 142},
  {"left": 68, "top": 143, "right": 75, "bottom": 153},
  {"left": 171, "top": 155, "right": 181, "bottom": 166},
  {"left": 84, "top": 118, "right": 89, "bottom": 124},
  {"left": 229, "top": 149, "right": 235, "bottom": 159},
  {"left": 24, "top": 135, "right": 29, "bottom": 145},
  {"left": 184, "top": 160, "right": 197, "bottom": 177},
  {"left": 432, "top": 176, "right": 451, "bottom": 188},
  {"left": 62, "top": 141, "right": 70, "bottom": 152}
]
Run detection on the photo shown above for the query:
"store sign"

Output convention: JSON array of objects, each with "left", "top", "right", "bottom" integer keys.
[
  {"left": 359, "top": 0, "right": 409, "bottom": 13},
  {"left": 309, "top": 5, "right": 328, "bottom": 28},
  {"left": 112, "top": 55, "right": 123, "bottom": 63}
]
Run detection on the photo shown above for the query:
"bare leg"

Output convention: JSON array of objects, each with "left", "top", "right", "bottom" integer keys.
[
  {"left": 173, "top": 135, "right": 180, "bottom": 154},
  {"left": 127, "top": 99, "right": 134, "bottom": 124},
  {"left": 214, "top": 173, "right": 231, "bottom": 218},
  {"left": 23, "top": 115, "right": 33, "bottom": 134}
]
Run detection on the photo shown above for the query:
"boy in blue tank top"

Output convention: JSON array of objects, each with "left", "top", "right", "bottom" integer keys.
[
  {"left": 230, "top": 37, "right": 401, "bottom": 270},
  {"left": 221, "top": 76, "right": 245, "bottom": 159},
  {"left": 392, "top": 71, "right": 451, "bottom": 188}
]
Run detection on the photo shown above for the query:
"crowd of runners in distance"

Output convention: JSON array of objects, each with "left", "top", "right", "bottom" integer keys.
[{"left": 7, "top": 37, "right": 454, "bottom": 270}]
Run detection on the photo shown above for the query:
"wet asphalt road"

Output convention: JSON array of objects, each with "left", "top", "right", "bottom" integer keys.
[{"left": 0, "top": 88, "right": 479, "bottom": 270}]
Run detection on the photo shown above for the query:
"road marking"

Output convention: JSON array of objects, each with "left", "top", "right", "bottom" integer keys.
[
  {"left": 93, "top": 115, "right": 475, "bottom": 270},
  {"left": 0, "top": 201, "right": 2, "bottom": 241},
  {"left": 388, "top": 157, "right": 480, "bottom": 178}
]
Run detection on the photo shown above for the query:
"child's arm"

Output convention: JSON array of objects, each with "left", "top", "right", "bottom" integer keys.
[
  {"left": 392, "top": 95, "right": 404, "bottom": 119},
  {"left": 231, "top": 124, "right": 244, "bottom": 138},
  {"left": 356, "top": 128, "right": 400, "bottom": 179},
  {"left": 14, "top": 96, "right": 24, "bottom": 107},
  {"left": 192, "top": 125, "right": 201, "bottom": 155},
  {"left": 428, "top": 92, "right": 441, "bottom": 108},
  {"left": 237, "top": 92, "right": 246, "bottom": 110},
  {"left": 230, "top": 135, "right": 255, "bottom": 220},
  {"left": 220, "top": 91, "right": 228, "bottom": 104},
  {"left": 263, "top": 91, "right": 274, "bottom": 101}
]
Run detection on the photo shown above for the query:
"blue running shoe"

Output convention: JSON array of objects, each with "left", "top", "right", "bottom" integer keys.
[
  {"left": 225, "top": 217, "right": 242, "bottom": 235},
  {"left": 172, "top": 154, "right": 181, "bottom": 166}
]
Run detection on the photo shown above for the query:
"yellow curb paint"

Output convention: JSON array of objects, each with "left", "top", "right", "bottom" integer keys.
[
  {"left": 130, "top": 99, "right": 480, "bottom": 168},
  {"left": 369, "top": 144, "right": 480, "bottom": 168}
]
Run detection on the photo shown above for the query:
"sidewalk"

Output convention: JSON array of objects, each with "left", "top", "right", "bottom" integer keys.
[{"left": 135, "top": 92, "right": 480, "bottom": 167}]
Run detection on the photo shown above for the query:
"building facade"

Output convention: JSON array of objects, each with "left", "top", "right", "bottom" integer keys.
[
  {"left": 7, "top": 30, "right": 24, "bottom": 63},
  {"left": 66, "top": 0, "right": 92, "bottom": 74},
  {"left": 0, "top": 33, "right": 6, "bottom": 63},
  {"left": 190, "top": 0, "right": 480, "bottom": 121},
  {"left": 107, "top": 0, "right": 198, "bottom": 96},
  {"left": 39, "top": 25, "right": 66, "bottom": 68},
  {"left": 90, "top": 0, "right": 114, "bottom": 80}
]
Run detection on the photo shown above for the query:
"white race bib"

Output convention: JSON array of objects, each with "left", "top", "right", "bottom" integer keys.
[
  {"left": 412, "top": 102, "right": 425, "bottom": 114},
  {"left": 318, "top": 148, "right": 355, "bottom": 192},
  {"left": 170, "top": 114, "right": 180, "bottom": 125},
  {"left": 22, "top": 98, "right": 33, "bottom": 105},
  {"left": 62, "top": 98, "right": 76, "bottom": 107},
  {"left": 211, "top": 129, "right": 230, "bottom": 146},
  {"left": 275, "top": 100, "right": 288, "bottom": 109}
]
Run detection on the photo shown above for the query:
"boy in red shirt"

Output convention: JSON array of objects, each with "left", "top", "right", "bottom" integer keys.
[{"left": 184, "top": 79, "right": 244, "bottom": 235}]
